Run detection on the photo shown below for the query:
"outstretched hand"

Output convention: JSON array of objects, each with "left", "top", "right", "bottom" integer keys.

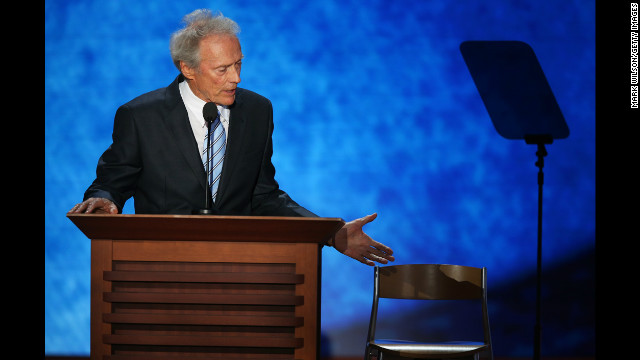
[{"left": 333, "top": 213, "right": 395, "bottom": 266}]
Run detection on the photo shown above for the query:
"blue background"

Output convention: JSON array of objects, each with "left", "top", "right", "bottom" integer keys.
[{"left": 45, "top": 0, "right": 595, "bottom": 357}]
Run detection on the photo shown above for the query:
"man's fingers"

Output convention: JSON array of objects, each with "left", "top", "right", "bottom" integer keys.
[
  {"left": 68, "top": 198, "right": 117, "bottom": 214},
  {"left": 346, "top": 244, "right": 395, "bottom": 266},
  {"left": 353, "top": 213, "right": 377, "bottom": 227},
  {"left": 371, "top": 241, "right": 394, "bottom": 256},
  {"left": 365, "top": 246, "right": 395, "bottom": 263},
  {"left": 356, "top": 253, "right": 375, "bottom": 266},
  {"left": 68, "top": 202, "right": 88, "bottom": 213},
  {"left": 362, "top": 239, "right": 394, "bottom": 260}
]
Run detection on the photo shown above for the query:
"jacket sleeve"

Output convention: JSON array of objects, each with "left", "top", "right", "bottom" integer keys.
[
  {"left": 83, "top": 104, "right": 141, "bottom": 213},
  {"left": 249, "top": 101, "right": 317, "bottom": 218}
]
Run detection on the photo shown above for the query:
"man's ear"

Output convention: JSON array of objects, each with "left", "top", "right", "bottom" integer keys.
[{"left": 180, "top": 61, "right": 196, "bottom": 80}]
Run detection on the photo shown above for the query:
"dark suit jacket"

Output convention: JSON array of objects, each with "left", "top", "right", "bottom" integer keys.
[{"left": 84, "top": 74, "right": 316, "bottom": 217}]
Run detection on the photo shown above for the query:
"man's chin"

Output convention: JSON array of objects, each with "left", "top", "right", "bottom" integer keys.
[{"left": 217, "top": 95, "right": 236, "bottom": 106}]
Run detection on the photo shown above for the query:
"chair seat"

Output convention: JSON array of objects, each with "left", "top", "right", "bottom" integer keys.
[{"left": 369, "top": 339, "right": 488, "bottom": 358}]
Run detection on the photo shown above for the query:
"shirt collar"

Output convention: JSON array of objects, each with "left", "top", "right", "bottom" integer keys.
[{"left": 179, "top": 80, "right": 230, "bottom": 127}]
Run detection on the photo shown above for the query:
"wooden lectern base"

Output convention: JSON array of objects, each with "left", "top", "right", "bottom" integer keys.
[{"left": 68, "top": 214, "right": 344, "bottom": 360}]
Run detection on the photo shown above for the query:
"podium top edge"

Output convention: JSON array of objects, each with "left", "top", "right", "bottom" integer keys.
[
  {"left": 66, "top": 213, "right": 344, "bottom": 222},
  {"left": 66, "top": 213, "right": 346, "bottom": 243}
]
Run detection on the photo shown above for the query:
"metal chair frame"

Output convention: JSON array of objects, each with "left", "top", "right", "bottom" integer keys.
[{"left": 365, "top": 264, "right": 493, "bottom": 360}]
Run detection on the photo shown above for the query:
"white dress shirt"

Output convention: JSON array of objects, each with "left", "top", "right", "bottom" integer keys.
[{"left": 178, "top": 80, "right": 230, "bottom": 155}]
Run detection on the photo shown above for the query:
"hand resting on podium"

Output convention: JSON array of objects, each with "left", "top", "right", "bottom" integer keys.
[{"left": 69, "top": 197, "right": 118, "bottom": 215}]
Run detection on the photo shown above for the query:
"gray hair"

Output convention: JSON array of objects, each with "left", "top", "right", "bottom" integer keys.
[{"left": 169, "top": 9, "right": 240, "bottom": 70}]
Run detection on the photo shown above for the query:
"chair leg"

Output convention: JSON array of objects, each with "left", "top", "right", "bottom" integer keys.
[{"left": 364, "top": 345, "right": 376, "bottom": 360}]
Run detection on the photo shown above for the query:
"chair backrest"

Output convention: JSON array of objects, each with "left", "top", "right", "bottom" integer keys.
[
  {"left": 377, "top": 264, "right": 484, "bottom": 300},
  {"left": 367, "top": 264, "right": 491, "bottom": 349}
]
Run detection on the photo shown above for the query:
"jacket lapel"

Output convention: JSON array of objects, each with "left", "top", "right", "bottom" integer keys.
[{"left": 163, "top": 75, "right": 208, "bottom": 191}]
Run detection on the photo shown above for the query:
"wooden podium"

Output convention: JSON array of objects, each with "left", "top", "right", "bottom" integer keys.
[{"left": 67, "top": 214, "right": 344, "bottom": 360}]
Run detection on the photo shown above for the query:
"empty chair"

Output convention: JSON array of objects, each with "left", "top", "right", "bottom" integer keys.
[{"left": 364, "top": 264, "right": 493, "bottom": 360}]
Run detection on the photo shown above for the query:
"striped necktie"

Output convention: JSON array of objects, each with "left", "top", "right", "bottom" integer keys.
[{"left": 202, "top": 107, "right": 226, "bottom": 204}]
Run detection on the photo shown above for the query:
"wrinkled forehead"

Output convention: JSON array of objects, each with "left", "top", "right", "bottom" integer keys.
[{"left": 198, "top": 34, "right": 243, "bottom": 64}]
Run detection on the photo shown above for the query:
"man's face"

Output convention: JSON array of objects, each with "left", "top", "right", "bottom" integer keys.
[{"left": 181, "top": 34, "right": 243, "bottom": 106}]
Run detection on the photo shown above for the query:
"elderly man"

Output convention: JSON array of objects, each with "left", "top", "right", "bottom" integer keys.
[{"left": 69, "top": 9, "right": 394, "bottom": 266}]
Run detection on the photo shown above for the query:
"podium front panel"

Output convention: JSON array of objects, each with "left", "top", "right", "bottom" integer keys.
[{"left": 70, "top": 214, "right": 344, "bottom": 360}]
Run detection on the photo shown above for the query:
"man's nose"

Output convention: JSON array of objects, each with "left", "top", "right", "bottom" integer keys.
[{"left": 230, "top": 67, "right": 241, "bottom": 83}]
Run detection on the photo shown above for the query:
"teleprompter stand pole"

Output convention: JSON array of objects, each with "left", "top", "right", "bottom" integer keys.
[{"left": 526, "top": 135, "right": 552, "bottom": 360}]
